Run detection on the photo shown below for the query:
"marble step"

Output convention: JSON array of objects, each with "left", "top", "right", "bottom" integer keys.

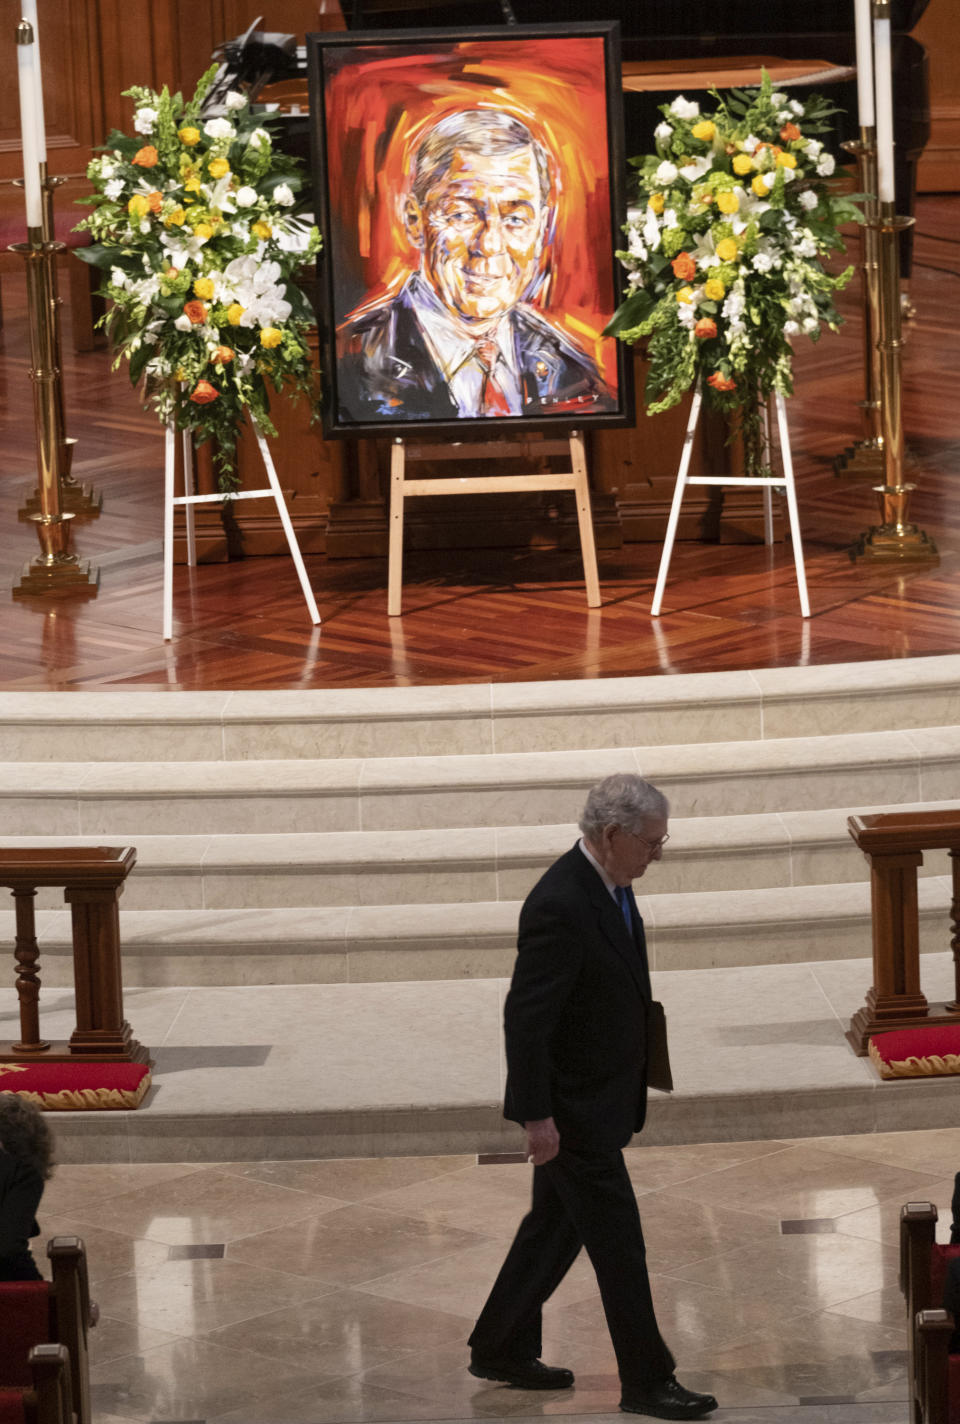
[
  {"left": 13, "top": 875, "right": 952, "bottom": 987},
  {"left": 41, "top": 953, "right": 960, "bottom": 1164},
  {"left": 6, "top": 801, "right": 954, "bottom": 913},
  {"left": 5, "top": 725, "right": 960, "bottom": 835},
  {"left": 1, "top": 653, "right": 958, "bottom": 761}
]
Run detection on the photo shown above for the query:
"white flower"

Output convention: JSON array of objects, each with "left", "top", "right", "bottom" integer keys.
[
  {"left": 802, "top": 316, "right": 819, "bottom": 333},
  {"left": 224, "top": 90, "right": 247, "bottom": 111},
  {"left": 134, "top": 106, "right": 158, "bottom": 135},
  {"left": 110, "top": 266, "right": 128, "bottom": 289},
  {"left": 100, "top": 160, "right": 117, "bottom": 180},
  {"left": 626, "top": 206, "right": 644, "bottom": 225},
  {"left": 804, "top": 138, "right": 823, "bottom": 158},
  {"left": 247, "top": 128, "right": 271, "bottom": 150},
  {"left": 654, "top": 160, "right": 678, "bottom": 185},
  {"left": 795, "top": 233, "right": 818, "bottom": 258},
  {"left": 742, "top": 134, "right": 761, "bottom": 154},
  {"left": 642, "top": 207, "right": 662, "bottom": 251},
  {"left": 679, "top": 155, "right": 712, "bottom": 184},
  {"left": 784, "top": 319, "right": 801, "bottom": 336},
  {"left": 789, "top": 100, "right": 805, "bottom": 116},
  {"left": 235, "top": 186, "right": 259, "bottom": 208},
  {"left": 777, "top": 111, "right": 792, "bottom": 124},
  {"left": 798, "top": 189, "right": 818, "bottom": 211},
  {"left": 628, "top": 230, "right": 647, "bottom": 260},
  {"left": 105, "top": 178, "right": 125, "bottom": 200},
  {"left": 139, "top": 219, "right": 151, "bottom": 235},
  {"left": 663, "top": 208, "right": 680, "bottom": 230},
  {"left": 669, "top": 95, "right": 700, "bottom": 119},
  {"left": 654, "top": 121, "right": 674, "bottom": 141},
  {"left": 220, "top": 254, "right": 292, "bottom": 326},
  {"left": 762, "top": 171, "right": 776, "bottom": 192},
  {"left": 771, "top": 92, "right": 787, "bottom": 105},
  {"left": 204, "top": 118, "right": 236, "bottom": 141},
  {"left": 816, "top": 152, "right": 836, "bottom": 177},
  {"left": 272, "top": 183, "right": 295, "bottom": 207},
  {"left": 677, "top": 301, "right": 697, "bottom": 329},
  {"left": 174, "top": 314, "right": 192, "bottom": 332},
  {"left": 692, "top": 230, "right": 721, "bottom": 268},
  {"left": 752, "top": 251, "right": 775, "bottom": 273},
  {"left": 782, "top": 166, "right": 796, "bottom": 183},
  {"left": 628, "top": 270, "right": 645, "bottom": 287}
]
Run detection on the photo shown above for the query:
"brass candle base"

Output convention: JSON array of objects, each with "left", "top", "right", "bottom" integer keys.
[
  {"left": 851, "top": 483, "right": 939, "bottom": 563},
  {"left": 834, "top": 433, "right": 884, "bottom": 480},
  {"left": 13, "top": 554, "right": 99, "bottom": 599}
]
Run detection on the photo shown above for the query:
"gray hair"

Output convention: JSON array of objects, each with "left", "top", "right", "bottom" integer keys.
[
  {"left": 411, "top": 108, "right": 553, "bottom": 209},
  {"left": 579, "top": 774, "right": 669, "bottom": 840}
]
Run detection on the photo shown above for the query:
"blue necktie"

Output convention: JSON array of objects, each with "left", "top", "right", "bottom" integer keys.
[{"left": 615, "top": 885, "right": 633, "bottom": 937}]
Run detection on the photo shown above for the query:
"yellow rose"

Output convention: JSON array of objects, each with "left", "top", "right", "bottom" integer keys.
[
  {"left": 184, "top": 177, "right": 203, "bottom": 194},
  {"left": 227, "top": 303, "right": 245, "bottom": 326},
  {"left": 208, "top": 157, "right": 230, "bottom": 180},
  {"left": 776, "top": 150, "right": 797, "bottom": 168},
  {"left": 732, "top": 153, "right": 754, "bottom": 175},
  {"left": 691, "top": 120, "right": 715, "bottom": 141},
  {"left": 260, "top": 326, "right": 283, "bottom": 348},
  {"left": 179, "top": 127, "right": 200, "bottom": 147},
  {"left": 193, "top": 277, "right": 215, "bottom": 300},
  {"left": 164, "top": 206, "right": 186, "bottom": 227},
  {"left": 192, "top": 222, "right": 214, "bottom": 239},
  {"left": 127, "top": 194, "right": 150, "bottom": 219},
  {"left": 251, "top": 220, "right": 273, "bottom": 240},
  {"left": 647, "top": 193, "right": 665, "bottom": 214},
  {"left": 716, "top": 191, "right": 740, "bottom": 214},
  {"left": 675, "top": 287, "right": 694, "bottom": 305},
  {"left": 715, "top": 237, "right": 739, "bottom": 262},
  {"left": 752, "top": 174, "right": 770, "bottom": 197},
  {"left": 704, "top": 278, "right": 725, "bottom": 301}
]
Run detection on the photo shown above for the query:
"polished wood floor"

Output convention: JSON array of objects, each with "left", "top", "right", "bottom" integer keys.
[{"left": 1, "top": 195, "right": 959, "bottom": 690}]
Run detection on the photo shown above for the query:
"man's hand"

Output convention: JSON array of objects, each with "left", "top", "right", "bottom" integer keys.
[{"left": 524, "top": 1116, "right": 560, "bottom": 1165}]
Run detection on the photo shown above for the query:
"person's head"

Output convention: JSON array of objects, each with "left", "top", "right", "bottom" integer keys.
[
  {"left": 0, "top": 1093, "right": 54, "bottom": 1180},
  {"left": 579, "top": 774, "right": 670, "bottom": 888},
  {"left": 403, "top": 108, "right": 554, "bottom": 329}
]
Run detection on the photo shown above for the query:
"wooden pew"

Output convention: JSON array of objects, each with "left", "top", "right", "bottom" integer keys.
[
  {"left": 0, "top": 1238, "right": 91, "bottom": 1424},
  {"left": 0, "top": 1345, "right": 74, "bottom": 1424}
]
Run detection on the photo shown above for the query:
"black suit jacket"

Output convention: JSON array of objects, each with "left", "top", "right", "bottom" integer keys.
[
  {"left": 0, "top": 1149, "right": 42, "bottom": 1275},
  {"left": 336, "top": 280, "right": 616, "bottom": 424},
  {"left": 503, "top": 843, "right": 652, "bottom": 1154}
]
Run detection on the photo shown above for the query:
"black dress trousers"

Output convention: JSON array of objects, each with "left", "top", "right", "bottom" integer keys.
[{"left": 469, "top": 1145, "right": 675, "bottom": 1392}]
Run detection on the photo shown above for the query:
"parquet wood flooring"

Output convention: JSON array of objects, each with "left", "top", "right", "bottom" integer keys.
[{"left": 1, "top": 195, "right": 959, "bottom": 691}]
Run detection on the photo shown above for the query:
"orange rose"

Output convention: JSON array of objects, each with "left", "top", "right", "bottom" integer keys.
[
  {"left": 694, "top": 318, "right": 718, "bottom": 340},
  {"left": 189, "top": 381, "right": 219, "bottom": 404},
  {"left": 214, "top": 345, "right": 234, "bottom": 364},
  {"left": 132, "top": 145, "right": 158, "bottom": 167},
  {"left": 707, "top": 371, "right": 737, "bottom": 392},
  {"left": 147, "top": 191, "right": 163, "bottom": 214},
  {"left": 183, "top": 300, "right": 207, "bottom": 324},
  {"left": 671, "top": 251, "right": 697, "bottom": 282},
  {"left": 780, "top": 122, "right": 802, "bottom": 142}
]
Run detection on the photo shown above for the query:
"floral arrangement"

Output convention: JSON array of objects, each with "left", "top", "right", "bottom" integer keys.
[
  {"left": 75, "top": 65, "right": 321, "bottom": 489},
  {"left": 608, "top": 72, "right": 861, "bottom": 473}
]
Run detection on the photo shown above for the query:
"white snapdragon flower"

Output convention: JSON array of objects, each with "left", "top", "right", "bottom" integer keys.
[
  {"left": 802, "top": 316, "right": 819, "bottom": 333},
  {"left": 742, "top": 134, "right": 761, "bottom": 154},
  {"left": 679, "top": 155, "right": 712, "bottom": 183},
  {"left": 676, "top": 301, "right": 697, "bottom": 330},
  {"left": 204, "top": 118, "right": 236, "bottom": 140},
  {"left": 628, "top": 230, "right": 647, "bottom": 260},
  {"left": 795, "top": 233, "right": 818, "bottom": 258},
  {"left": 247, "top": 128, "right": 271, "bottom": 150},
  {"left": 654, "top": 121, "right": 674, "bottom": 141},
  {"left": 669, "top": 95, "right": 700, "bottom": 119},
  {"left": 224, "top": 90, "right": 247, "bottom": 111},
  {"left": 110, "top": 266, "right": 129, "bottom": 289},
  {"left": 654, "top": 160, "right": 678, "bottom": 185},
  {"left": 134, "top": 106, "right": 158, "bottom": 135},
  {"left": 100, "top": 160, "right": 117, "bottom": 180},
  {"left": 235, "top": 186, "right": 259, "bottom": 208},
  {"left": 663, "top": 207, "right": 680, "bottom": 230},
  {"left": 105, "top": 178, "right": 125, "bottom": 200},
  {"left": 804, "top": 138, "right": 823, "bottom": 158},
  {"left": 784, "top": 319, "right": 801, "bottom": 336},
  {"left": 777, "top": 110, "right": 792, "bottom": 124},
  {"left": 816, "top": 152, "right": 836, "bottom": 177},
  {"left": 771, "top": 92, "right": 787, "bottom": 105},
  {"left": 272, "top": 183, "right": 295, "bottom": 207},
  {"left": 174, "top": 314, "right": 193, "bottom": 332},
  {"left": 789, "top": 100, "right": 805, "bottom": 116},
  {"left": 628, "top": 270, "right": 645, "bottom": 287},
  {"left": 752, "top": 250, "right": 776, "bottom": 273},
  {"left": 798, "top": 189, "right": 818, "bottom": 211}
]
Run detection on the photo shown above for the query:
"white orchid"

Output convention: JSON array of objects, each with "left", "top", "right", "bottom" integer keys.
[
  {"left": 642, "top": 206, "right": 661, "bottom": 251},
  {"left": 678, "top": 155, "right": 712, "bottom": 184}
]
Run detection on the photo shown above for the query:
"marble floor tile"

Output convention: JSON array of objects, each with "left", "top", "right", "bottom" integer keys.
[
  {"left": 36, "top": 1214, "right": 171, "bottom": 1284},
  {"left": 832, "top": 1172, "right": 956, "bottom": 1247},
  {"left": 87, "top": 1313, "right": 186, "bottom": 1368},
  {"left": 39, "top": 1162, "right": 208, "bottom": 1216},
  {"left": 219, "top": 1154, "right": 471, "bottom": 1202},
  {"left": 622, "top": 1139, "right": 793, "bottom": 1193},
  {"left": 804, "top": 1125, "right": 960, "bottom": 1177}
]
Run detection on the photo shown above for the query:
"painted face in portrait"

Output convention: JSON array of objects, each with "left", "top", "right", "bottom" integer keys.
[{"left": 405, "top": 141, "right": 549, "bottom": 327}]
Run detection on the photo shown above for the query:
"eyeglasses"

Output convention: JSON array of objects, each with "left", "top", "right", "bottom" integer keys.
[{"left": 622, "top": 830, "right": 670, "bottom": 853}]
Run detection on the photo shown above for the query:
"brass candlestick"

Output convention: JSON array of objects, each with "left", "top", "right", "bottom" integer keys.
[
  {"left": 851, "top": 201, "right": 937, "bottom": 563},
  {"left": 17, "top": 167, "right": 102, "bottom": 522},
  {"left": 834, "top": 127, "right": 884, "bottom": 479},
  {"left": 11, "top": 228, "right": 98, "bottom": 599}
]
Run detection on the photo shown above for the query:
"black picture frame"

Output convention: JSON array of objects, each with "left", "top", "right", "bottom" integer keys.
[{"left": 306, "top": 21, "right": 633, "bottom": 439}]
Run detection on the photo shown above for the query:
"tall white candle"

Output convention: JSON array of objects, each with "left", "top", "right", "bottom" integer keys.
[
  {"left": 873, "top": 10, "right": 896, "bottom": 203},
  {"left": 854, "top": 0, "right": 875, "bottom": 127},
  {"left": 16, "top": 24, "right": 43, "bottom": 230},
  {"left": 21, "top": 0, "right": 47, "bottom": 166}
]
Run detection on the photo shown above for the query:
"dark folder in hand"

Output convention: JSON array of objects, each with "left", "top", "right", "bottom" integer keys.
[{"left": 647, "top": 1000, "right": 673, "bottom": 1092}]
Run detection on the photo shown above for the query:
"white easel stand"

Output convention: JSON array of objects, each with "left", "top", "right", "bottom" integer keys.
[
  {"left": 651, "top": 387, "right": 810, "bottom": 619},
  {"left": 162, "top": 421, "right": 321, "bottom": 642}
]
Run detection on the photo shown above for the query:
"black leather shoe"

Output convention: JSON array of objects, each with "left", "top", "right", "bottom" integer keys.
[
  {"left": 469, "top": 1356, "right": 574, "bottom": 1389},
  {"left": 620, "top": 1376, "right": 718, "bottom": 1419}
]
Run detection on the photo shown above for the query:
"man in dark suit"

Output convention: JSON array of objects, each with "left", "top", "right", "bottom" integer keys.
[
  {"left": 336, "top": 108, "right": 615, "bottom": 424},
  {"left": 468, "top": 775, "right": 717, "bottom": 1421}
]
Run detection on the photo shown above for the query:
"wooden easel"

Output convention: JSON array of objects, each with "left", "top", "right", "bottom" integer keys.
[{"left": 387, "top": 430, "right": 601, "bottom": 616}]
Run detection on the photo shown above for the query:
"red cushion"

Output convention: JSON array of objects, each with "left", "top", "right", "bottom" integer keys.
[
  {"left": 0, "top": 1060, "right": 151, "bottom": 1110},
  {"left": 931, "top": 1243, "right": 960, "bottom": 1301},
  {"left": 0, "top": 1391, "right": 27, "bottom": 1424},
  {"left": 0, "top": 212, "right": 91, "bottom": 249},
  {"left": 0, "top": 1283, "right": 50, "bottom": 1387},
  {"left": 868, "top": 1026, "right": 960, "bottom": 1078},
  {"left": 950, "top": 1352, "right": 960, "bottom": 1424}
]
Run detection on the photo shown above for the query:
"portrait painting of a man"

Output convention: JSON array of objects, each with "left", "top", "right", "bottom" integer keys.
[{"left": 310, "top": 26, "right": 629, "bottom": 435}]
